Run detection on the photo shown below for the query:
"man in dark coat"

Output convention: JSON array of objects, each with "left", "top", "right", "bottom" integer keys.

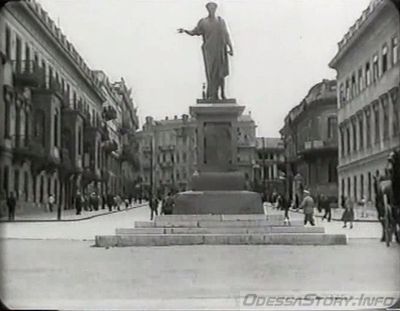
[
  {"left": 7, "top": 192, "right": 16, "bottom": 221},
  {"left": 150, "top": 197, "right": 159, "bottom": 220},
  {"left": 75, "top": 191, "right": 83, "bottom": 215}
]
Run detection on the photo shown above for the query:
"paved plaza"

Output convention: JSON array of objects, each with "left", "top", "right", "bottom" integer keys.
[{"left": 1, "top": 206, "right": 399, "bottom": 310}]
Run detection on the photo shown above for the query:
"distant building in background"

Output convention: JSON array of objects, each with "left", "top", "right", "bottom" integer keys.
[
  {"left": 236, "top": 114, "right": 257, "bottom": 186},
  {"left": 0, "top": 0, "right": 139, "bottom": 216},
  {"left": 137, "top": 113, "right": 256, "bottom": 196},
  {"left": 253, "top": 137, "right": 285, "bottom": 198},
  {"left": 137, "top": 115, "right": 196, "bottom": 197},
  {"left": 329, "top": 0, "right": 400, "bottom": 202},
  {"left": 280, "top": 79, "right": 338, "bottom": 203}
]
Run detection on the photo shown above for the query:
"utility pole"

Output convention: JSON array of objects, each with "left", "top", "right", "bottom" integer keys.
[
  {"left": 262, "top": 137, "right": 266, "bottom": 200},
  {"left": 149, "top": 135, "right": 154, "bottom": 205}
]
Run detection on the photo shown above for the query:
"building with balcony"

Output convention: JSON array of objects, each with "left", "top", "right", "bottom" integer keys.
[
  {"left": 280, "top": 79, "right": 338, "bottom": 203},
  {"left": 253, "top": 137, "right": 285, "bottom": 198},
  {"left": 329, "top": 0, "right": 400, "bottom": 202},
  {"left": 137, "top": 115, "right": 196, "bottom": 196},
  {"left": 0, "top": 0, "right": 140, "bottom": 216}
]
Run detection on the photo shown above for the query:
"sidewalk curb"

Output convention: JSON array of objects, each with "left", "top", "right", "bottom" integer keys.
[
  {"left": 289, "top": 208, "right": 379, "bottom": 223},
  {"left": 0, "top": 203, "right": 148, "bottom": 223}
]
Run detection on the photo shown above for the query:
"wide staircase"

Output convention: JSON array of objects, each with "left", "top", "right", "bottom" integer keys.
[{"left": 95, "top": 214, "right": 347, "bottom": 247}]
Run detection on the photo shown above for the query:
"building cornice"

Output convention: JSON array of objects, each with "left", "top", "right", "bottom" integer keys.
[
  {"left": 9, "top": 1, "right": 106, "bottom": 103},
  {"left": 329, "top": 0, "right": 387, "bottom": 69}
]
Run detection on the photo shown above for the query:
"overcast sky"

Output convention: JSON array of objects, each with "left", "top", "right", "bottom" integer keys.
[{"left": 39, "top": 0, "right": 370, "bottom": 137}]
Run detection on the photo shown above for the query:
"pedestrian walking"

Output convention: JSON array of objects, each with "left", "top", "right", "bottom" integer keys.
[
  {"left": 107, "top": 194, "right": 114, "bottom": 212},
  {"left": 48, "top": 194, "right": 55, "bottom": 212},
  {"left": 101, "top": 195, "right": 106, "bottom": 210},
  {"left": 341, "top": 197, "right": 354, "bottom": 229},
  {"left": 359, "top": 196, "right": 367, "bottom": 218},
  {"left": 75, "top": 191, "right": 83, "bottom": 215},
  {"left": 114, "top": 195, "right": 122, "bottom": 211},
  {"left": 300, "top": 189, "right": 315, "bottom": 226},
  {"left": 281, "top": 195, "right": 290, "bottom": 224},
  {"left": 150, "top": 196, "right": 159, "bottom": 220},
  {"left": 321, "top": 194, "right": 331, "bottom": 222},
  {"left": 6, "top": 192, "right": 16, "bottom": 221},
  {"left": 161, "top": 192, "right": 174, "bottom": 215},
  {"left": 124, "top": 197, "right": 130, "bottom": 209}
]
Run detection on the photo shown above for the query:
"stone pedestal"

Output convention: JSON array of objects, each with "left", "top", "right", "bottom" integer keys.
[{"left": 173, "top": 99, "right": 263, "bottom": 214}]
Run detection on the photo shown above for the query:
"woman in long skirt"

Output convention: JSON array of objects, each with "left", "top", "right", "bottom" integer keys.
[{"left": 342, "top": 197, "right": 354, "bottom": 229}]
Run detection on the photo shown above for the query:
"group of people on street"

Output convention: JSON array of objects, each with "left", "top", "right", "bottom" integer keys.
[{"left": 74, "top": 192, "right": 136, "bottom": 215}]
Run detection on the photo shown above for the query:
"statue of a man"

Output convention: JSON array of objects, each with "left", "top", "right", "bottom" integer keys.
[{"left": 178, "top": 2, "right": 233, "bottom": 100}]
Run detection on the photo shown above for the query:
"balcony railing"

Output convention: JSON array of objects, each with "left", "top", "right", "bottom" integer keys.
[
  {"left": 103, "top": 140, "right": 118, "bottom": 153},
  {"left": 12, "top": 60, "right": 45, "bottom": 88},
  {"left": 159, "top": 145, "right": 175, "bottom": 151},
  {"left": 103, "top": 106, "right": 117, "bottom": 121},
  {"left": 12, "top": 135, "right": 45, "bottom": 161}
]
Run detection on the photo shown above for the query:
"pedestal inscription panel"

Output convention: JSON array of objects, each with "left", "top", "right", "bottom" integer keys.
[{"left": 203, "top": 122, "right": 231, "bottom": 171}]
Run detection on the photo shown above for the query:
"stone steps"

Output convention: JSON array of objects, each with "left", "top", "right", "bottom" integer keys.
[
  {"left": 135, "top": 219, "right": 303, "bottom": 228},
  {"left": 95, "top": 233, "right": 347, "bottom": 247},
  {"left": 94, "top": 214, "right": 347, "bottom": 247},
  {"left": 116, "top": 226, "right": 325, "bottom": 235}
]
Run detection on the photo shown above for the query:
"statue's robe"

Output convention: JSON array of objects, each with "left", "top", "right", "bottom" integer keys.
[{"left": 192, "top": 16, "right": 231, "bottom": 98}]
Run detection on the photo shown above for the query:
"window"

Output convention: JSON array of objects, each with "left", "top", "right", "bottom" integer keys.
[
  {"left": 54, "top": 110, "right": 59, "bottom": 147},
  {"left": 382, "top": 45, "right": 388, "bottom": 74},
  {"left": 353, "top": 175, "right": 357, "bottom": 201},
  {"left": 4, "top": 100, "right": 11, "bottom": 138},
  {"left": 327, "top": 116, "right": 337, "bottom": 139},
  {"left": 182, "top": 152, "right": 187, "bottom": 162},
  {"left": 360, "top": 174, "right": 364, "bottom": 198},
  {"left": 78, "top": 126, "right": 82, "bottom": 155},
  {"left": 340, "top": 128, "right": 345, "bottom": 158},
  {"left": 339, "top": 83, "right": 345, "bottom": 107},
  {"left": 392, "top": 36, "right": 398, "bottom": 65},
  {"left": 347, "top": 177, "right": 351, "bottom": 198},
  {"left": 383, "top": 101, "right": 389, "bottom": 140},
  {"left": 368, "top": 172, "right": 372, "bottom": 201},
  {"left": 15, "top": 36, "right": 22, "bottom": 68},
  {"left": 24, "top": 171, "right": 28, "bottom": 201},
  {"left": 24, "top": 44, "right": 31, "bottom": 72},
  {"left": 5, "top": 26, "right": 11, "bottom": 59},
  {"left": 3, "top": 166, "right": 9, "bottom": 194},
  {"left": 365, "top": 62, "right": 371, "bottom": 86},
  {"left": 345, "top": 79, "right": 350, "bottom": 101},
  {"left": 359, "top": 117, "right": 364, "bottom": 150},
  {"left": 358, "top": 68, "right": 363, "bottom": 92},
  {"left": 346, "top": 127, "right": 351, "bottom": 155},
  {"left": 365, "top": 111, "right": 371, "bottom": 147},
  {"left": 351, "top": 73, "right": 357, "bottom": 97},
  {"left": 341, "top": 178, "right": 345, "bottom": 198},
  {"left": 328, "top": 161, "right": 337, "bottom": 183},
  {"left": 393, "top": 101, "right": 399, "bottom": 136},
  {"left": 374, "top": 107, "right": 380, "bottom": 143},
  {"left": 372, "top": 54, "right": 379, "bottom": 82},
  {"left": 14, "top": 169, "right": 19, "bottom": 199},
  {"left": 352, "top": 121, "right": 357, "bottom": 151}
]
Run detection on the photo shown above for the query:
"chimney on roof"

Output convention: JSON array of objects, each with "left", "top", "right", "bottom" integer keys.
[
  {"left": 174, "top": 115, "right": 178, "bottom": 120},
  {"left": 165, "top": 116, "right": 168, "bottom": 120}
]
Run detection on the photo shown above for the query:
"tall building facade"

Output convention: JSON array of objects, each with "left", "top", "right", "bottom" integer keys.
[
  {"left": 280, "top": 79, "right": 338, "bottom": 202},
  {"left": 137, "top": 113, "right": 256, "bottom": 196},
  {"left": 329, "top": 0, "right": 400, "bottom": 202},
  {"left": 137, "top": 115, "right": 196, "bottom": 197},
  {"left": 0, "top": 1, "right": 139, "bottom": 215},
  {"left": 253, "top": 137, "right": 285, "bottom": 197}
]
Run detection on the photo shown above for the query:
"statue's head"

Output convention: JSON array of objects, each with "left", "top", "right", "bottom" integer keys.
[{"left": 206, "top": 2, "right": 218, "bottom": 15}]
